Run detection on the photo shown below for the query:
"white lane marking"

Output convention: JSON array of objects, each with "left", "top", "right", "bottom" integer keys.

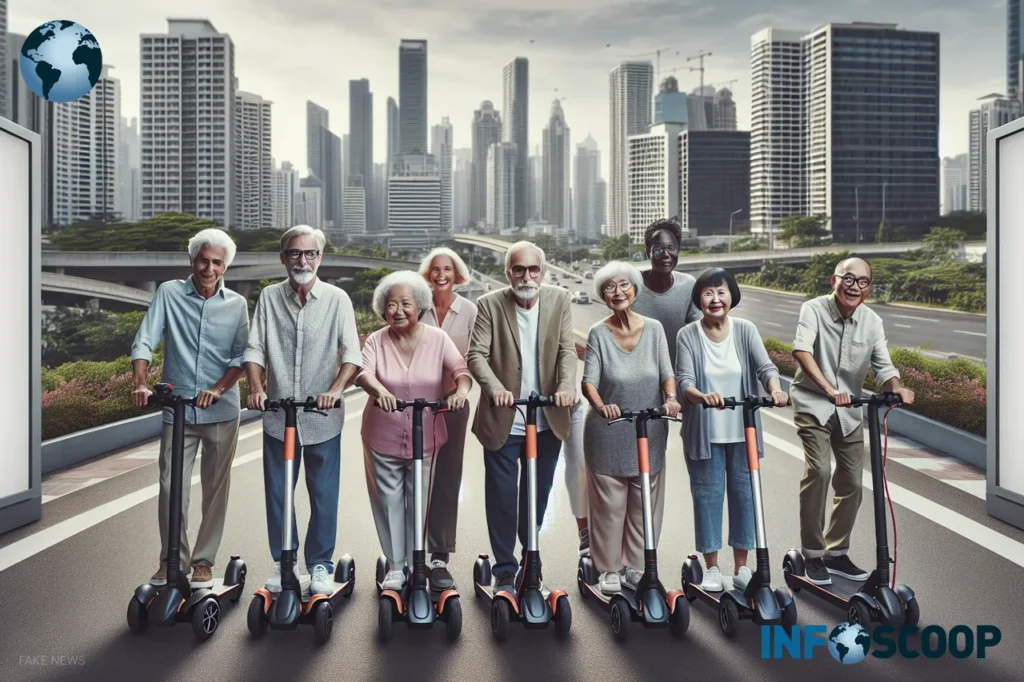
[
  {"left": 890, "top": 314, "right": 940, "bottom": 323},
  {"left": 954, "top": 330, "right": 986, "bottom": 337},
  {"left": 0, "top": 412, "right": 362, "bottom": 574},
  {"left": 772, "top": 307, "right": 799, "bottom": 314},
  {"left": 764, "top": 321, "right": 784, "bottom": 328},
  {"left": 760, "top": 425, "right": 1024, "bottom": 568},
  {"left": 894, "top": 324, "right": 913, "bottom": 329}
]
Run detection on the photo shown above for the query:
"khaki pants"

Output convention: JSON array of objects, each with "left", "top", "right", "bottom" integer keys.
[
  {"left": 795, "top": 411, "right": 864, "bottom": 558},
  {"left": 158, "top": 417, "right": 240, "bottom": 569},
  {"left": 586, "top": 466, "right": 665, "bottom": 574},
  {"left": 364, "top": 444, "right": 434, "bottom": 569},
  {"left": 427, "top": 407, "right": 469, "bottom": 557}
]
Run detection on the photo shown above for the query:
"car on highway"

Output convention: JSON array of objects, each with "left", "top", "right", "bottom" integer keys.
[{"left": 571, "top": 291, "right": 590, "bottom": 304}]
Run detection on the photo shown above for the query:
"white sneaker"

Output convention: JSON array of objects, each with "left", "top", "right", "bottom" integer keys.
[
  {"left": 733, "top": 565, "right": 753, "bottom": 592},
  {"left": 701, "top": 565, "right": 724, "bottom": 592},
  {"left": 599, "top": 571, "right": 622, "bottom": 595},
  {"left": 310, "top": 564, "right": 333, "bottom": 595},
  {"left": 264, "top": 561, "right": 298, "bottom": 593},
  {"left": 622, "top": 567, "right": 643, "bottom": 591},
  {"left": 382, "top": 569, "right": 406, "bottom": 591}
]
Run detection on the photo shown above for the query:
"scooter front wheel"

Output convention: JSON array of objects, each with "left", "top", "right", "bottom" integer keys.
[
  {"left": 491, "top": 598, "right": 511, "bottom": 641},
  {"left": 247, "top": 594, "right": 268, "bottom": 637},
  {"left": 126, "top": 597, "right": 147, "bottom": 634}
]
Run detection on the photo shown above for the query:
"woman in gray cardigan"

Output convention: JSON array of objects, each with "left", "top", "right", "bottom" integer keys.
[{"left": 676, "top": 267, "right": 788, "bottom": 593}]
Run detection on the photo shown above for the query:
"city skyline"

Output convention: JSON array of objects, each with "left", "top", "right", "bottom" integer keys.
[{"left": 5, "top": 1, "right": 1007, "bottom": 188}]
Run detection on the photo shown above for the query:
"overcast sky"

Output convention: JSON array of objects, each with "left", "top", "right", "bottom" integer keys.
[{"left": 9, "top": 0, "right": 1010, "bottom": 182}]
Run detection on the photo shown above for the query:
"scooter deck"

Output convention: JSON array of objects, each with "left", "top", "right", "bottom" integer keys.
[
  {"left": 687, "top": 582, "right": 748, "bottom": 608},
  {"left": 790, "top": 572, "right": 867, "bottom": 606},
  {"left": 253, "top": 579, "right": 353, "bottom": 615},
  {"left": 580, "top": 580, "right": 638, "bottom": 610}
]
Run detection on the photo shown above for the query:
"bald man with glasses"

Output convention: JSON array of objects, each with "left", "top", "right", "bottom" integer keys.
[{"left": 790, "top": 257, "right": 914, "bottom": 587}]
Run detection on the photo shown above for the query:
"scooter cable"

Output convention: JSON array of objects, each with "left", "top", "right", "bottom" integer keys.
[{"left": 882, "top": 405, "right": 899, "bottom": 589}]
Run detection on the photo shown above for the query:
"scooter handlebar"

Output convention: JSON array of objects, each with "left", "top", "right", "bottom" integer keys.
[
  {"left": 261, "top": 396, "right": 342, "bottom": 412},
  {"left": 147, "top": 382, "right": 217, "bottom": 407},
  {"left": 511, "top": 394, "right": 555, "bottom": 408},
  {"left": 841, "top": 391, "right": 903, "bottom": 408},
  {"left": 379, "top": 398, "right": 450, "bottom": 411},
  {"left": 607, "top": 406, "right": 683, "bottom": 425},
  {"left": 700, "top": 395, "right": 774, "bottom": 410}
]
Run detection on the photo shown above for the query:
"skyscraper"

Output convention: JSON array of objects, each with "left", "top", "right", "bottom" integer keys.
[
  {"left": 388, "top": 152, "right": 441, "bottom": 250},
  {"left": 969, "top": 94, "right": 1021, "bottom": 212},
  {"left": 941, "top": 154, "right": 968, "bottom": 214},
  {"left": 654, "top": 76, "right": 688, "bottom": 125},
  {"left": 626, "top": 122, "right": 684, "bottom": 242},
  {"left": 349, "top": 78, "right": 374, "bottom": 229},
  {"left": 52, "top": 65, "right": 119, "bottom": 225},
  {"left": 234, "top": 90, "right": 273, "bottom": 229},
  {"left": 272, "top": 160, "right": 299, "bottom": 228},
  {"left": 140, "top": 19, "right": 235, "bottom": 226},
  {"left": 399, "top": 40, "right": 428, "bottom": 154},
  {"left": 387, "top": 96, "right": 399, "bottom": 163},
  {"left": 471, "top": 100, "right": 502, "bottom": 225},
  {"left": 431, "top": 117, "right": 453, "bottom": 233},
  {"left": 573, "top": 135, "right": 603, "bottom": 242},
  {"left": 713, "top": 89, "right": 737, "bottom": 130},
  {"left": 1010, "top": 0, "right": 1022, "bottom": 102},
  {"left": 609, "top": 61, "right": 654, "bottom": 237},
  {"left": 118, "top": 116, "right": 141, "bottom": 221},
  {"left": 679, "top": 130, "right": 750, "bottom": 236},
  {"left": 306, "top": 100, "right": 343, "bottom": 228},
  {"left": 749, "top": 28, "right": 806, "bottom": 238},
  {"left": 487, "top": 141, "right": 517, "bottom": 232},
  {"left": 307, "top": 101, "right": 328, "bottom": 178},
  {"left": 502, "top": 57, "right": 529, "bottom": 226},
  {"left": 542, "top": 99, "right": 571, "bottom": 230},
  {"left": 453, "top": 148, "right": 472, "bottom": 230}
]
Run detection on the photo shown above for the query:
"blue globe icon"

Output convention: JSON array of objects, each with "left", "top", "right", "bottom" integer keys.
[
  {"left": 827, "top": 621, "right": 871, "bottom": 664},
  {"left": 19, "top": 20, "right": 103, "bottom": 103}
]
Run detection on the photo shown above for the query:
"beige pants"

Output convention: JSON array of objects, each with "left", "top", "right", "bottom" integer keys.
[
  {"left": 586, "top": 466, "right": 665, "bottom": 574},
  {"left": 363, "top": 444, "right": 434, "bottom": 568},
  {"left": 796, "top": 411, "right": 865, "bottom": 558},
  {"left": 427, "top": 407, "right": 469, "bottom": 556},
  {"left": 158, "top": 417, "right": 240, "bottom": 569}
]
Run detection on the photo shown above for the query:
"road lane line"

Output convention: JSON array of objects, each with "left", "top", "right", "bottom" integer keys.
[
  {"left": 954, "top": 330, "right": 986, "bottom": 337},
  {"left": 759, "top": 414, "right": 1024, "bottom": 569},
  {"left": 764, "top": 321, "right": 784, "bottom": 328},
  {"left": 772, "top": 307, "right": 799, "bottom": 314},
  {"left": 894, "top": 324, "right": 913, "bottom": 329},
  {"left": 891, "top": 314, "right": 940, "bottom": 323},
  {"left": 0, "top": 412, "right": 363, "bottom": 574}
]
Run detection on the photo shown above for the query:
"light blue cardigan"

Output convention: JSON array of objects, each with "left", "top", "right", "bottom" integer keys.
[{"left": 675, "top": 317, "right": 780, "bottom": 461}]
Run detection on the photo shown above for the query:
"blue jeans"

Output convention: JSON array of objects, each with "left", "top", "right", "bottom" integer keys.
[
  {"left": 262, "top": 431, "right": 341, "bottom": 573},
  {"left": 484, "top": 429, "right": 562, "bottom": 577},
  {"left": 684, "top": 442, "right": 755, "bottom": 554}
]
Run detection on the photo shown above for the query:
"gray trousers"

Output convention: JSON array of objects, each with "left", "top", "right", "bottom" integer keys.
[
  {"left": 158, "top": 416, "right": 240, "bottom": 569},
  {"left": 427, "top": 407, "right": 469, "bottom": 556},
  {"left": 364, "top": 444, "right": 434, "bottom": 568}
]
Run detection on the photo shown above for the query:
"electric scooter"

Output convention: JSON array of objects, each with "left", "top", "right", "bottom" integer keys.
[
  {"left": 577, "top": 407, "right": 691, "bottom": 640},
  {"left": 247, "top": 396, "right": 356, "bottom": 644},
  {"left": 375, "top": 397, "right": 463, "bottom": 642},
  {"left": 126, "top": 382, "right": 246, "bottom": 641},
  {"left": 783, "top": 391, "right": 919, "bottom": 629},
  {"left": 681, "top": 396, "right": 797, "bottom": 638},
  {"left": 472, "top": 392, "right": 572, "bottom": 641}
]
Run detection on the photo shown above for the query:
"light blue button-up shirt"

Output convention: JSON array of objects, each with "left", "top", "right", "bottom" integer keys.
[{"left": 131, "top": 276, "right": 250, "bottom": 425}]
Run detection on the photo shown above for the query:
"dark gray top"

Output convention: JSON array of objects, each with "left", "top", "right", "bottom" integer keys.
[
  {"left": 631, "top": 271, "right": 702, "bottom": 369},
  {"left": 675, "top": 317, "right": 780, "bottom": 460},
  {"left": 582, "top": 316, "right": 674, "bottom": 477}
]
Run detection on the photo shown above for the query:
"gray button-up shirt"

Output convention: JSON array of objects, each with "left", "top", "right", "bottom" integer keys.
[
  {"left": 790, "top": 293, "right": 900, "bottom": 436},
  {"left": 243, "top": 277, "right": 361, "bottom": 445},
  {"left": 131, "top": 276, "right": 249, "bottom": 425}
]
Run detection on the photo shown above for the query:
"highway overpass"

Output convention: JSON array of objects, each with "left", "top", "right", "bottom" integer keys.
[{"left": 451, "top": 233, "right": 986, "bottom": 274}]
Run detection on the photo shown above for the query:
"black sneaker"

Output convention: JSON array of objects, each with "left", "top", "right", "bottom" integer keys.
[
  {"left": 429, "top": 560, "right": 455, "bottom": 591},
  {"left": 805, "top": 558, "right": 832, "bottom": 586},
  {"left": 824, "top": 555, "right": 869, "bottom": 581},
  {"left": 494, "top": 571, "right": 516, "bottom": 592},
  {"left": 578, "top": 528, "right": 590, "bottom": 557}
]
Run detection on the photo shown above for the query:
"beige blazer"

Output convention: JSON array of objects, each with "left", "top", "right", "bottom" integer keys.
[{"left": 466, "top": 285, "right": 577, "bottom": 451}]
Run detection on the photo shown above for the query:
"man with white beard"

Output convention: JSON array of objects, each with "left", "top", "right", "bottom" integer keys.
[
  {"left": 466, "top": 241, "right": 577, "bottom": 590},
  {"left": 244, "top": 225, "right": 361, "bottom": 595}
]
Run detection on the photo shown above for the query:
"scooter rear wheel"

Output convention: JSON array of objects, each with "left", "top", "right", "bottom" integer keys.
[
  {"left": 555, "top": 596, "right": 572, "bottom": 637},
  {"left": 126, "top": 597, "right": 147, "bottom": 634},
  {"left": 491, "top": 599, "right": 511, "bottom": 641},
  {"left": 670, "top": 595, "right": 690, "bottom": 638},
  {"left": 191, "top": 597, "right": 219, "bottom": 642},
  {"left": 445, "top": 597, "right": 463, "bottom": 641},
  {"left": 719, "top": 598, "right": 739, "bottom": 638},
  {"left": 610, "top": 599, "right": 629, "bottom": 641},
  {"left": 378, "top": 597, "right": 395, "bottom": 642},
  {"left": 247, "top": 594, "right": 268, "bottom": 637},
  {"left": 314, "top": 601, "right": 333, "bottom": 644}
]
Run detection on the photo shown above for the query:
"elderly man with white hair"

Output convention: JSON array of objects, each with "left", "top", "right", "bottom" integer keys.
[
  {"left": 466, "top": 240, "right": 576, "bottom": 590},
  {"left": 580, "top": 260, "right": 679, "bottom": 595},
  {"left": 131, "top": 227, "right": 250, "bottom": 589},
  {"left": 244, "top": 225, "right": 361, "bottom": 596},
  {"left": 355, "top": 270, "right": 473, "bottom": 591},
  {"left": 417, "top": 247, "right": 479, "bottom": 590}
]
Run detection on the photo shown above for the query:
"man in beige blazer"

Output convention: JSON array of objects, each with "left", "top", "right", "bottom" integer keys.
[{"left": 466, "top": 241, "right": 576, "bottom": 589}]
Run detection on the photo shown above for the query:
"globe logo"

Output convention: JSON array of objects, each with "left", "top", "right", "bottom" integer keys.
[
  {"left": 19, "top": 20, "right": 103, "bottom": 103},
  {"left": 827, "top": 621, "right": 871, "bottom": 664}
]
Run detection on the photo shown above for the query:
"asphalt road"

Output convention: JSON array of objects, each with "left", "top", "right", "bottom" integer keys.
[
  {"left": 1, "top": 379, "right": 1022, "bottom": 682},
  {"left": 566, "top": 284, "right": 986, "bottom": 361}
]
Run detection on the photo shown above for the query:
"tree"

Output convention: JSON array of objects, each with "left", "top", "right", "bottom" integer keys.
[
  {"left": 600, "top": 234, "right": 630, "bottom": 261},
  {"left": 798, "top": 251, "right": 852, "bottom": 296},
  {"left": 876, "top": 221, "right": 896, "bottom": 243},
  {"left": 933, "top": 212, "right": 986, "bottom": 240},
  {"left": 49, "top": 212, "right": 220, "bottom": 251},
  {"left": 777, "top": 215, "right": 831, "bottom": 248},
  {"left": 919, "top": 227, "right": 966, "bottom": 263},
  {"left": 338, "top": 267, "right": 394, "bottom": 311}
]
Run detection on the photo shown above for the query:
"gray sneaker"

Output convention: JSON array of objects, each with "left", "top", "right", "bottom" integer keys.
[{"left": 430, "top": 560, "right": 455, "bottom": 591}]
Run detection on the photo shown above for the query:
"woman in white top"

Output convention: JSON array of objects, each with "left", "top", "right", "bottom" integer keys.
[{"left": 675, "top": 268, "right": 788, "bottom": 593}]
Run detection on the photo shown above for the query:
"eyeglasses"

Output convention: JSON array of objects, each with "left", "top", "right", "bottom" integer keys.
[
  {"left": 839, "top": 274, "right": 871, "bottom": 289},
  {"left": 285, "top": 249, "right": 320, "bottom": 260},
  {"left": 511, "top": 265, "right": 542, "bottom": 277},
  {"left": 602, "top": 281, "right": 634, "bottom": 294},
  {"left": 650, "top": 245, "right": 678, "bottom": 258}
]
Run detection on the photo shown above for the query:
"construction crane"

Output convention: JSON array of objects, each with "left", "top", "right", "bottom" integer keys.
[
  {"left": 686, "top": 50, "right": 713, "bottom": 95},
  {"left": 714, "top": 78, "right": 738, "bottom": 91},
  {"left": 624, "top": 45, "right": 682, "bottom": 84}
]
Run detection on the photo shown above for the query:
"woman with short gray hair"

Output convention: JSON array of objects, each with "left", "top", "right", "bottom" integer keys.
[
  {"left": 581, "top": 260, "right": 679, "bottom": 596},
  {"left": 356, "top": 269, "right": 473, "bottom": 592}
]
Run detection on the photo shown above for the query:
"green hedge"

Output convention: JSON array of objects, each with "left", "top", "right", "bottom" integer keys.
[{"left": 762, "top": 338, "right": 986, "bottom": 436}]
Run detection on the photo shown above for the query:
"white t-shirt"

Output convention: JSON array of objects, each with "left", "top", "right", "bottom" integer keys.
[
  {"left": 699, "top": 318, "right": 744, "bottom": 443},
  {"left": 511, "top": 301, "right": 548, "bottom": 435}
]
